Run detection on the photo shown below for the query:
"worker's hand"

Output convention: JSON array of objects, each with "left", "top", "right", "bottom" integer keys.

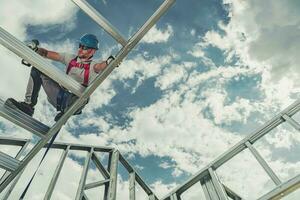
[
  {"left": 106, "top": 55, "right": 119, "bottom": 67},
  {"left": 26, "top": 39, "right": 39, "bottom": 51},
  {"left": 21, "top": 39, "right": 40, "bottom": 67},
  {"left": 36, "top": 47, "right": 48, "bottom": 57}
]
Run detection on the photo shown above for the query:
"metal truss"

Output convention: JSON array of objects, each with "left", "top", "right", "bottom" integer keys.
[
  {"left": 0, "top": 0, "right": 175, "bottom": 199},
  {"left": 1, "top": 0, "right": 299, "bottom": 199},
  {"left": 0, "top": 136, "right": 158, "bottom": 199},
  {"left": 162, "top": 100, "right": 300, "bottom": 200}
]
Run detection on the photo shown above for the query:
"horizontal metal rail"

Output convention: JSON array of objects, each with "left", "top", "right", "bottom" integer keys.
[{"left": 84, "top": 179, "right": 110, "bottom": 190}]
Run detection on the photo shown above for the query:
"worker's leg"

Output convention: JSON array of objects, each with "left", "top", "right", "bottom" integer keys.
[
  {"left": 24, "top": 67, "right": 43, "bottom": 106},
  {"left": 40, "top": 74, "right": 61, "bottom": 108},
  {"left": 5, "top": 67, "right": 43, "bottom": 116}
]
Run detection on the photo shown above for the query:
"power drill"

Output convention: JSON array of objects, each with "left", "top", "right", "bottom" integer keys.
[{"left": 21, "top": 39, "right": 39, "bottom": 67}]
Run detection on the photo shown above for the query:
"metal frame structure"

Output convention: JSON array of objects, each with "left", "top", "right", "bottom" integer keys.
[
  {"left": 0, "top": 0, "right": 175, "bottom": 199},
  {"left": 0, "top": 0, "right": 299, "bottom": 199},
  {"left": 162, "top": 100, "right": 300, "bottom": 200},
  {"left": 0, "top": 136, "right": 159, "bottom": 199}
]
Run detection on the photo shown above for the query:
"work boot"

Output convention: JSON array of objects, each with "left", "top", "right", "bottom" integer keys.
[
  {"left": 54, "top": 112, "right": 64, "bottom": 122},
  {"left": 5, "top": 98, "right": 34, "bottom": 117}
]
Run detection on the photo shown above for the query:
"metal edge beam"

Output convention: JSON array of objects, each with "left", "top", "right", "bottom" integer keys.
[
  {"left": 1, "top": 141, "right": 29, "bottom": 200},
  {"left": 75, "top": 148, "right": 93, "bottom": 200},
  {"left": 281, "top": 114, "right": 300, "bottom": 131},
  {"left": 245, "top": 141, "right": 281, "bottom": 186},
  {"left": 0, "top": 141, "right": 29, "bottom": 184},
  {"left": 71, "top": 0, "right": 127, "bottom": 46},
  {"left": 127, "top": 0, "right": 175, "bottom": 50},
  {"left": 0, "top": 136, "right": 114, "bottom": 152},
  {"left": 129, "top": 172, "right": 136, "bottom": 200},
  {"left": 0, "top": 151, "right": 20, "bottom": 172},
  {"left": 222, "top": 184, "right": 243, "bottom": 200},
  {"left": 107, "top": 150, "right": 119, "bottom": 200},
  {"left": 44, "top": 146, "right": 70, "bottom": 200},
  {"left": 208, "top": 168, "right": 228, "bottom": 200},
  {"left": 91, "top": 152, "right": 110, "bottom": 179},
  {"left": 119, "top": 154, "right": 155, "bottom": 196},
  {"left": 258, "top": 174, "right": 300, "bottom": 200},
  {"left": 84, "top": 179, "right": 110, "bottom": 190}
]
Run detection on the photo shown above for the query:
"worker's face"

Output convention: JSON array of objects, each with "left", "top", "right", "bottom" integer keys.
[{"left": 77, "top": 44, "right": 96, "bottom": 60}]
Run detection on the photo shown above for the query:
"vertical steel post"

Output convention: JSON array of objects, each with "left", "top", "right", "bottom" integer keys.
[
  {"left": 1, "top": 141, "right": 29, "bottom": 200},
  {"left": 44, "top": 146, "right": 70, "bottom": 200},
  {"left": 129, "top": 172, "right": 136, "bottom": 200},
  {"left": 75, "top": 148, "right": 93, "bottom": 200},
  {"left": 107, "top": 150, "right": 119, "bottom": 200},
  {"left": 200, "top": 174, "right": 220, "bottom": 200},
  {"left": 245, "top": 142, "right": 281, "bottom": 186},
  {"left": 208, "top": 168, "right": 228, "bottom": 200}
]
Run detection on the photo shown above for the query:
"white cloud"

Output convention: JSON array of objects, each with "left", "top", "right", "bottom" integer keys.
[
  {"left": 155, "top": 62, "right": 194, "bottom": 90},
  {"left": 0, "top": 0, "right": 78, "bottom": 39},
  {"left": 142, "top": 24, "right": 173, "bottom": 44},
  {"left": 222, "top": 0, "right": 300, "bottom": 84}
]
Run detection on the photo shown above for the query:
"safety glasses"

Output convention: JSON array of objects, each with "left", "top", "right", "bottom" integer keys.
[{"left": 79, "top": 44, "right": 94, "bottom": 50}]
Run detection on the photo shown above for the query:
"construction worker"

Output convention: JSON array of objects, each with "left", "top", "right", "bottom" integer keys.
[{"left": 6, "top": 33, "right": 114, "bottom": 121}]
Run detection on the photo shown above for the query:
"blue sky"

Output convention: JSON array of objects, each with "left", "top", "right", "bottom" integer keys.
[{"left": 0, "top": 0, "right": 300, "bottom": 199}]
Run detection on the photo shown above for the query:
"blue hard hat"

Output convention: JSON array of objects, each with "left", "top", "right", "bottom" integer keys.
[{"left": 79, "top": 33, "right": 99, "bottom": 50}]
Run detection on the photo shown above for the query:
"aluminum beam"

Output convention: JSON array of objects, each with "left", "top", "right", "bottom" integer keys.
[
  {"left": 258, "top": 174, "right": 300, "bottom": 200},
  {"left": 107, "top": 150, "right": 119, "bottom": 200},
  {"left": 0, "top": 141, "right": 29, "bottom": 184},
  {"left": 129, "top": 172, "right": 136, "bottom": 200},
  {"left": 91, "top": 152, "right": 110, "bottom": 179},
  {"left": 201, "top": 174, "right": 220, "bottom": 200},
  {"left": 0, "top": 151, "right": 20, "bottom": 172},
  {"left": 222, "top": 184, "right": 243, "bottom": 200},
  {"left": 0, "top": 98, "right": 49, "bottom": 139},
  {"left": 208, "top": 168, "right": 228, "bottom": 200},
  {"left": 281, "top": 114, "right": 300, "bottom": 131},
  {"left": 75, "top": 148, "right": 93, "bottom": 200},
  {"left": 44, "top": 146, "right": 70, "bottom": 200},
  {"left": 245, "top": 141, "right": 281, "bottom": 185},
  {"left": 84, "top": 179, "right": 110, "bottom": 190},
  {"left": 1, "top": 142, "right": 29, "bottom": 200},
  {"left": 72, "top": 0, "right": 127, "bottom": 46}
]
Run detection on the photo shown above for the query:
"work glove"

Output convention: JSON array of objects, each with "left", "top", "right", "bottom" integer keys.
[
  {"left": 21, "top": 39, "right": 40, "bottom": 67},
  {"left": 106, "top": 55, "right": 119, "bottom": 67}
]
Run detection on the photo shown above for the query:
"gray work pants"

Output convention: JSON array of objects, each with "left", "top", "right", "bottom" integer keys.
[{"left": 24, "top": 67, "right": 61, "bottom": 108}]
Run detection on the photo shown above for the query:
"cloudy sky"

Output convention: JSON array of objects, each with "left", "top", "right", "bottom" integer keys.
[{"left": 0, "top": 0, "right": 300, "bottom": 199}]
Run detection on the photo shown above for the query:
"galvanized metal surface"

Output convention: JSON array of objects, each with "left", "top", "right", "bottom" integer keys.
[{"left": 0, "top": 98, "right": 49, "bottom": 139}]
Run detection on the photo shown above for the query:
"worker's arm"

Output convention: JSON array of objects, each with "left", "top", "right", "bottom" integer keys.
[
  {"left": 93, "top": 61, "right": 108, "bottom": 73},
  {"left": 93, "top": 56, "right": 117, "bottom": 73},
  {"left": 36, "top": 48, "right": 62, "bottom": 62}
]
